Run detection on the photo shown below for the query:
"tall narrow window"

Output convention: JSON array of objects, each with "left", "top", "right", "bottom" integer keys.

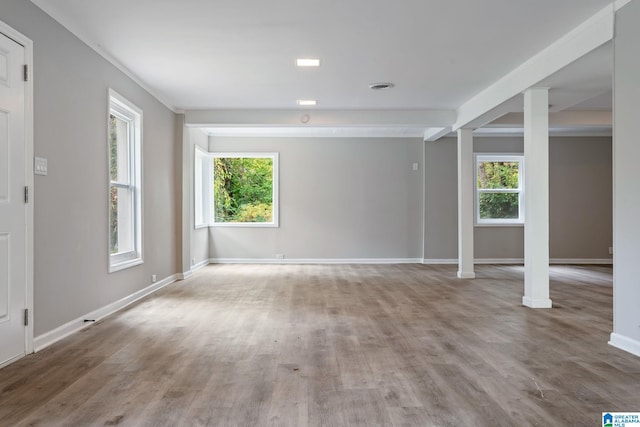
[
  {"left": 109, "top": 90, "right": 143, "bottom": 272},
  {"left": 475, "top": 154, "right": 524, "bottom": 225}
]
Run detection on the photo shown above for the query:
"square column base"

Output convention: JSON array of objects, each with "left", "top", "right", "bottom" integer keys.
[
  {"left": 522, "top": 296, "right": 552, "bottom": 308},
  {"left": 457, "top": 271, "right": 476, "bottom": 279}
]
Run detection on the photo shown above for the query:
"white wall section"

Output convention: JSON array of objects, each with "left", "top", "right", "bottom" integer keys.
[{"left": 610, "top": 0, "right": 640, "bottom": 357}]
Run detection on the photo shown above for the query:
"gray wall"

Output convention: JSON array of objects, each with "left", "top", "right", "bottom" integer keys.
[
  {"left": 208, "top": 137, "right": 424, "bottom": 260},
  {"left": 424, "top": 136, "right": 612, "bottom": 261},
  {"left": 612, "top": 0, "right": 640, "bottom": 348},
  {"left": 0, "top": 1, "right": 179, "bottom": 336},
  {"left": 549, "top": 137, "right": 612, "bottom": 259},
  {"left": 423, "top": 138, "right": 458, "bottom": 260}
]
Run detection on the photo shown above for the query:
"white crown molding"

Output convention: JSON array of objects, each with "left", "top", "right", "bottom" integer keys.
[{"left": 30, "top": 0, "right": 177, "bottom": 113}]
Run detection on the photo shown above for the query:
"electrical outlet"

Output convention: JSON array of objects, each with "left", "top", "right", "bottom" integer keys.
[
  {"left": 192, "top": 258, "right": 196, "bottom": 265},
  {"left": 275, "top": 253, "right": 285, "bottom": 259},
  {"left": 151, "top": 274, "right": 157, "bottom": 283},
  {"left": 412, "top": 162, "right": 419, "bottom": 171},
  {"left": 609, "top": 247, "right": 613, "bottom": 255}
]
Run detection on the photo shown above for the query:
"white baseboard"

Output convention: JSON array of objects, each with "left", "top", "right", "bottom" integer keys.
[
  {"left": 549, "top": 258, "right": 612, "bottom": 265},
  {"left": 209, "top": 258, "right": 422, "bottom": 265},
  {"left": 422, "top": 259, "right": 457, "bottom": 264},
  {"left": 423, "top": 258, "right": 524, "bottom": 265},
  {"left": 34, "top": 273, "right": 179, "bottom": 352},
  {"left": 177, "top": 270, "right": 193, "bottom": 280},
  {"left": 476, "top": 258, "right": 524, "bottom": 265},
  {"left": 0, "top": 352, "right": 26, "bottom": 370},
  {"left": 422, "top": 258, "right": 612, "bottom": 265},
  {"left": 191, "top": 259, "right": 210, "bottom": 272},
  {"left": 609, "top": 333, "right": 640, "bottom": 357}
]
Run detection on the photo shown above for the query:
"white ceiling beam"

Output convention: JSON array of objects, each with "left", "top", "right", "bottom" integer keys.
[
  {"left": 423, "top": 127, "right": 452, "bottom": 142},
  {"left": 489, "top": 110, "right": 612, "bottom": 127},
  {"left": 615, "top": 0, "right": 633, "bottom": 10},
  {"left": 185, "top": 109, "right": 456, "bottom": 127},
  {"left": 452, "top": 4, "right": 615, "bottom": 131},
  {"left": 206, "top": 127, "right": 429, "bottom": 138}
]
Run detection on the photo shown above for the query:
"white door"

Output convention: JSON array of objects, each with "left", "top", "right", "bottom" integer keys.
[{"left": 0, "top": 32, "right": 26, "bottom": 366}]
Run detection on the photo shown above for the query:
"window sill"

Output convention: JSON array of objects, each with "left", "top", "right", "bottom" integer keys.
[
  {"left": 474, "top": 223, "right": 524, "bottom": 228},
  {"left": 210, "top": 223, "right": 279, "bottom": 228},
  {"left": 109, "top": 256, "right": 143, "bottom": 273}
]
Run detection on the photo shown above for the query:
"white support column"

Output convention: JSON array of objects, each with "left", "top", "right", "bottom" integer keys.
[
  {"left": 457, "top": 128, "right": 475, "bottom": 279},
  {"left": 522, "top": 88, "right": 552, "bottom": 308}
]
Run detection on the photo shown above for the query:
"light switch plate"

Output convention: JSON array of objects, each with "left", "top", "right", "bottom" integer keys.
[{"left": 35, "top": 157, "right": 48, "bottom": 176}]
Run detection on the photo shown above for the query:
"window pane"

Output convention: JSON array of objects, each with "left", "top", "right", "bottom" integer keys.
[
  {"left": 110, "top": 186, "right": 134, "bottom": 254},
  {"left": 477, "top": 161, "right": 519, "bottom": 189},
  {"left": 213, "top": 157, "right": 273, "bottom": 223},
  {"left": 109, "top": 114, "right": 130, "bottom": 183},
  {"left": 479, "top": 192, "right": 519, "bottom": 219}
]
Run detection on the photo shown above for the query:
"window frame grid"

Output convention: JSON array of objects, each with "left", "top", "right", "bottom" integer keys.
[
  {"left": 474, "top": 154, "right": 525, "bottom": 226},
  {"left": 108, "top": 89, "right": 143, "bottom": 272}
]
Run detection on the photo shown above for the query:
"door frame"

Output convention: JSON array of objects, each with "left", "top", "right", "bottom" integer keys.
[{"left": 0, "top": 19, "right": 34, "bottom": 357}]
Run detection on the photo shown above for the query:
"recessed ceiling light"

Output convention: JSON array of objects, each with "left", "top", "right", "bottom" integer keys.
[
  {"left": 297, "top": 99, "right": 317, "bottom": 106},
  {"left": 369, "top": 82, "right": 395, "bottom": 90},
  {"left": 296, "top": 58, "right": 320, "bottom": 67}
]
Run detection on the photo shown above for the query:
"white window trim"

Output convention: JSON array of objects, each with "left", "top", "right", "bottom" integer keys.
[
  {"left": 108, "top": 89, "right": 143, "bottom": 272},
  {"left": 194, "top": 151, "right": 279, "bottom": 228},
  {"left": 211, "top": 152, "right": 279, "bottom": 227},
  {"left": 474, "top": 153, "right": 524, "bottom": 226},
  {"left": 194, "top": 145, "right": 211, "bottom": 229}
]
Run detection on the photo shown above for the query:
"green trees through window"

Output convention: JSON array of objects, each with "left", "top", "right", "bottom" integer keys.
[
  {"left": 476, "top": 156, "right": 523, "bottom": 223},
  {"left": 213, "top": 156, "right": 275, "bottom": 223}
]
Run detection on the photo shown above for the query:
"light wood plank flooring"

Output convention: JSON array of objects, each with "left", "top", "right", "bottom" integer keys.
[{"left": 1, "top": 264, "right": 639, "bottom": 426}]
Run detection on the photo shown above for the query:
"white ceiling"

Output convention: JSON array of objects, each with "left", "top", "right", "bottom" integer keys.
[{"left": 31, "top": 0, "right": 615, "bottom": 117}]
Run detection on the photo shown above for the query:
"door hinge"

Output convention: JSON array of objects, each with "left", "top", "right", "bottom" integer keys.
[
  {"left": 24, "top": 186, "right": 29, "bottom": 203},
  {"left": 24, "top": 309, "right": 29, "bottom": 326},
  {"left": 23, "top": 64, "right": 28, "bottom": 82}
]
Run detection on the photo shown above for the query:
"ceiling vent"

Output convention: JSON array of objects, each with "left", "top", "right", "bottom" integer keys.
[{"left": 369, "top": 82, "right": 395, "bottom": 90}]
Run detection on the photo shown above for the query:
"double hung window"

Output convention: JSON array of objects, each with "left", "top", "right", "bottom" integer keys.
[
  {"left": 109, "top": 90, "right": 143, "bottom": 271},
  {"left": 475, "top": 155, "right": 524, "bottom": 225}
]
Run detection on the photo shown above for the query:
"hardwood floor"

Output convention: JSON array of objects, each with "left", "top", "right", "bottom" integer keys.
[{"left": 1, "top": 264, "right": 639, "bottom": 426}]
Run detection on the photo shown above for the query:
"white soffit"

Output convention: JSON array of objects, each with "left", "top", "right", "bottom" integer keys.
[
  {"left": 185, "top": 109, "right": 456, "bottom": 127},
  {"left": 204, "top": 127, "right": 427, "bottom": 138}
]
